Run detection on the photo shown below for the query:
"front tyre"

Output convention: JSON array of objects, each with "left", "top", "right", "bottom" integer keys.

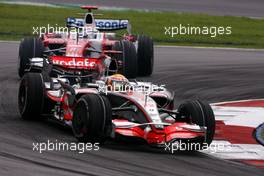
[
  {"left": 72, "top": 94, "right": 112, "bottom": 143},
  {"left": 18, "top": 73, "right": 44, "bottom": 120},
  {"left": 177, "top": 100, "right": 215, "bottom": 149},
  {"left": 18, "top": 37, "right": 44, "bottom": 77}
]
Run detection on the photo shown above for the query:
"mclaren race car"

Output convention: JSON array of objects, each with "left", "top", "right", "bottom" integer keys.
[
  {"left": 18, "top": 55, "right": 215, "bottom": 149},
  {"left": 18, "top": 5, "right": 153, "bottom": 79}
]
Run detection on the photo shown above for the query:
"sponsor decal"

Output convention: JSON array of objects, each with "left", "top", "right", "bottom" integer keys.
[
  {"left": 66, "top": 18, "right": 84, "bottom": 27},
  {"left": 66, "top": 18, "right": 129, "bottom": 30},
  {"left": 95, "top": 19, "right": 128, "bottom": 29},
  {"left": 51, "top": 56, "right": 97, "bottom": 69}
]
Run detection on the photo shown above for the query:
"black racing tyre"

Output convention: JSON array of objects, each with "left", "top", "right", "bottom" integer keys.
[
  {"left": 113, "top": 40, "right": 137, "bottom": 78},
  {"left": 177, "top": 100, "right": 215, "bottom": 148},
  {"left": 137, "top": 35, "right": 154, "bottom": 76},
  {"left": 101, "top": 95, "right": 113, "bottom": 136},
  {"left": 72, "top": 94, "right": 112, "bottom": 143},
  {"left": 18, "top": 73, "right": 44, "bottom": 120},
  {"left": 18, "top": 37, "right": 44, "bottom": 77}
]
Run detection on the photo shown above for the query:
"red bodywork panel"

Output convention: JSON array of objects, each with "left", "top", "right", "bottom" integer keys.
[{"left": 113, "top": 120, "right": 205, "bottom": 145}]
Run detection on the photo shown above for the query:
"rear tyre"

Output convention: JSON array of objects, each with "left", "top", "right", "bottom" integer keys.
[
  {"left": 177, "top": 100, "right": 215, "bottom": 149},
  {"left": 72, "top": 94, "right": 112, "bottom": 143},
  {"left": 113, "top": 40, "right": 137, "bottom": 78},
  {"left": 137, "top": 35, "right": 154, "bottom": 76},
  {"left": 18, "top": 37, "right": 44, "bottom": 77},
  {"left": 18, "top": 73, "right": 44, "bottom": 120}
]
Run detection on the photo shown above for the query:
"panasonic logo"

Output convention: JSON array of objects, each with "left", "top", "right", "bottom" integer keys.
[{"left": 95, "top": 19, "right": 128, "bottom": 29}]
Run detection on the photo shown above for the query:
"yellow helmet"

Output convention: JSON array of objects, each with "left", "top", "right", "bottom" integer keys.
[{"left": 106, "top": 74, "right": 129, "bottom": 91}]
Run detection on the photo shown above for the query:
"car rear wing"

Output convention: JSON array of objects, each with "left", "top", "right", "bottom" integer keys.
[{"left": 66, "top": 18, "right": 130, "bottom": 31}]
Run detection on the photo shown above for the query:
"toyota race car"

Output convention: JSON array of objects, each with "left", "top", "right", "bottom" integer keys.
[
  {"left": 18, "top": 55, "right": 215, "bottom": 149},
  {"left": 18, "top": 5, "right": 154, "bottom": 79}
]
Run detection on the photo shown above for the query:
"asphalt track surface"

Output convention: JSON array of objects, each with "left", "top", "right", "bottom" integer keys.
[
  {"left": 0, "top": 42, "right": 264, "bottom": 176},
  {"left": 10, "top": 0, "right": 264, "bottom": 17}
]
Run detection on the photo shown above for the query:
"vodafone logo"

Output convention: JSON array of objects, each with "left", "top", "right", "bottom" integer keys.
[
  {"left": 53, "top": 59, "right": 95, "bottom": 67},
  {"left": 51, "top": 56, "right": 97, "bottom": 69}
]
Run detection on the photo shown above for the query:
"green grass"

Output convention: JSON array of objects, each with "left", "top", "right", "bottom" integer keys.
[{"left": 1, "top": 3, "right": 264, "bottom": 48}]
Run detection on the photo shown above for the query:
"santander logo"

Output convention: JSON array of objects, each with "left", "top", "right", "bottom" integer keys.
[{"left": 51, "top": 56, "right": 97, "bottom": 69}]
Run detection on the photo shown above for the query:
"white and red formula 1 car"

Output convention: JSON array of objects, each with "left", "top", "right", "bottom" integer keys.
[{"left": 18, "top": 56, "right": 215, "bottom": 149}]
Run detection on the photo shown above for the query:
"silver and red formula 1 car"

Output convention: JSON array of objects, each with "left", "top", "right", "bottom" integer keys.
[
  {"left": 18, "top": 5, "right": 153, "bottom": 79},
  {"left": 18, "top": 56, "right": 215, "bottom": 149}
]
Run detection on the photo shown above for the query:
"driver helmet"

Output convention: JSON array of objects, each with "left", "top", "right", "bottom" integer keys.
[{"left": 106, "top": 74, "right": 129, "bottom": 92}]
